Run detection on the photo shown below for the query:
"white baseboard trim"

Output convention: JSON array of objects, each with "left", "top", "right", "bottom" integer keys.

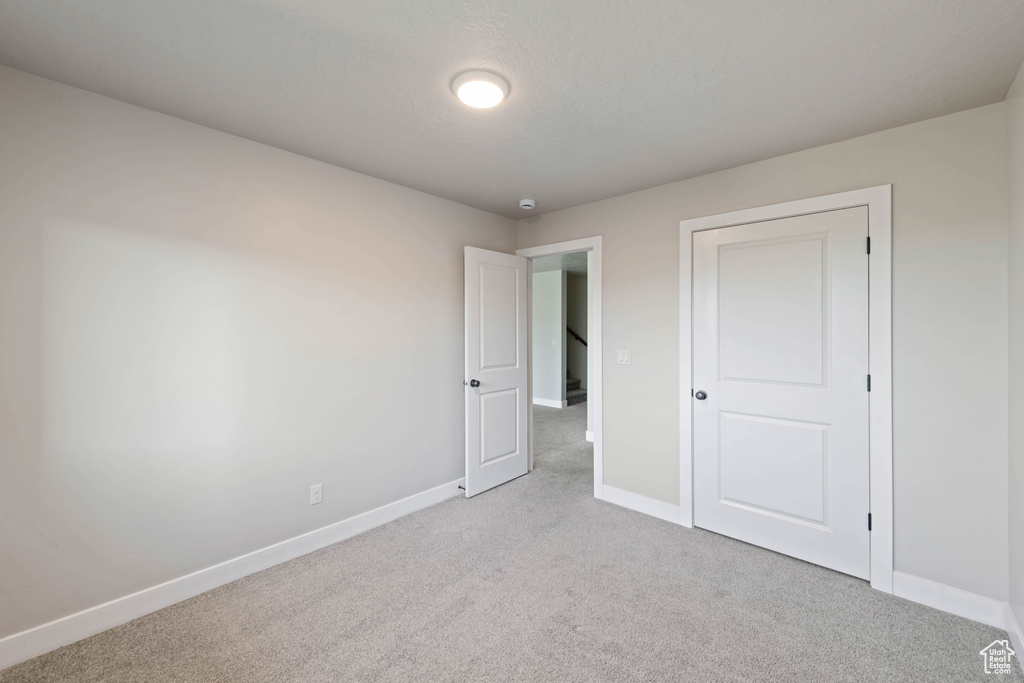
[
  {"left": 0, "top": 477, "right": 465, "bottom": 672},
  {"left": 892, "top": 571, "right": 1007, "bottom": 629},
  {"left": 598, "top": 485, "right": 684, "bottom": 525},
  {"left": 1006, "top": 604, "right": 1024, "bottom": 659},
  {"left": 585, "top": 430, "right": 594, "bottom": 442},
  {"left": 533, "top": 397, "right": 567, "bottom": 408}
]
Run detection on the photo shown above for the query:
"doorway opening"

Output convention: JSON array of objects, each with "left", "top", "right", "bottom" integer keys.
[
  {"left": 527, "top": 250, "right": 591, "bottom": 481},
  {"left": 518, "top": 237, "right": 603, "bottom": 498}
]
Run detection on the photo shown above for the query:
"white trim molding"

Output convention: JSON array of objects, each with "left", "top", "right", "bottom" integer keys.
[
  {"left": 0, "top": 478, "right": 464, "bottom": 672},
  {"left": 599, "top": 485, "right": 685, "bottom": 525},
  {"left": 518, "top": 236, "right": 603, "bottom": 498},
  {"left": 892, "top": 572, "right": 1007, "bottom": 629},
  {"left": 532, "top": 397, "right": 567, "bottom": 409},
  {"left": 679, "top": 185, "right": 894, "bottom": 592},
  {"left": 1007, "top": 604, "right": 1024, "bottom": 659},
  {"left": 585, "top": 430, "right": 594, "bottom": 442}
]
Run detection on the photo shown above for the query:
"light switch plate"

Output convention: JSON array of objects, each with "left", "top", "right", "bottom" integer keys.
[{"left": 617, "top": 349, "right": 631, "bottom": 365}]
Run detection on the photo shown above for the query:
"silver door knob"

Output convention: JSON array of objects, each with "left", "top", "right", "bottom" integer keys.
[{"left": 694, "top": 390, "right": 707, "bottom": 400}]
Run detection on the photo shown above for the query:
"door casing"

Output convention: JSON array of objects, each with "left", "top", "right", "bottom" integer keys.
[{"left": 679, "top": 185, "right": 893, "bottom": 593}]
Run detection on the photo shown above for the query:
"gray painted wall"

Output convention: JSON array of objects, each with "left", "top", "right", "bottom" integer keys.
[
  {"left": 1007, "top": 61, "right": 1024, "bottom": 634},
  {"left": 531, "top": 270, "right": 566, "bottom": 404},
  {"left": 0, "top": 66, "right": 516, "bottom": 639},
  {"left": 518, "top": 104, "right": 1010, "bottom": 601}
]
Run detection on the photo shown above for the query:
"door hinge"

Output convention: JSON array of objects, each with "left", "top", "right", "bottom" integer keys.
[
  {"left": 867, "top": 375, "right": 871, "bottom": 392},
  {"left": 866, "top": 236, "right": 871, "bottom": 254},
  {"left": 868, "top": 513, "right": 872, "bottom": 531}
]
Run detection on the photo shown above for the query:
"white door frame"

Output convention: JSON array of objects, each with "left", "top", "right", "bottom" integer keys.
[
  {"left": 517, "top": 237, "right": 603, "bottom": 498},
  {"left": 679, "top": 186, "right": 893, "bottom": 593}
]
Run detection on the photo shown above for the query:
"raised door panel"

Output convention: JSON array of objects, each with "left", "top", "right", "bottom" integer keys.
[
  {"left": 479, "top": 388, "right": 520, "bottom": 465},
  {"left": 479, "top": 264, "right": 519, "bottom": 371},
  {"left": 719, "top": 235, "right": 827, "bottom": 387},
  {"left": 718, "top": 412, "right": 829, "bottom": 526}
]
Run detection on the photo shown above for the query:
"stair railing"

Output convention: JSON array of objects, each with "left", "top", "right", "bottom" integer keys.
[{"left": 567, "top": 326, "right": 587, "bottom": 347}]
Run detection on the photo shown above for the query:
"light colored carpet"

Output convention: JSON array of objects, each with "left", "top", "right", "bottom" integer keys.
[{"left": 2, "top": 402, "right": 1020, "bottom": 682}]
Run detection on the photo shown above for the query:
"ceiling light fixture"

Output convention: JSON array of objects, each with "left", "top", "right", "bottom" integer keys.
[{"left": 452, "top": 70, "right": 509, "bottom": 109}]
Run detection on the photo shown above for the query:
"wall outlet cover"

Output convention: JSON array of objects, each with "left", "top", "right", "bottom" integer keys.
[{"left": 310, "top": 483, "right": 323, "bottom": 505}]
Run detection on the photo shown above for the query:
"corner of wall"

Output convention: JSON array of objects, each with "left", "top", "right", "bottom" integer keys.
[{"left": 1005, "top": 56, "right": 1024, "bottom": 637}]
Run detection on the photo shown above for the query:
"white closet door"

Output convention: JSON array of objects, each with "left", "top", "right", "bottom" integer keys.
[{"left": 692, "top": 207, "right": 870, "bottom": 579}]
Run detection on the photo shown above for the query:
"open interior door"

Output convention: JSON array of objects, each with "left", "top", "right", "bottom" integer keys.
[{"left": 464, "top": 247, "right": 529, "bottom": 497}]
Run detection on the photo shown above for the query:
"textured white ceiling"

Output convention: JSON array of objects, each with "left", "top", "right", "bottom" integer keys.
[{"left": 1, "top": 0, "right": 1023, "bottom": 218}]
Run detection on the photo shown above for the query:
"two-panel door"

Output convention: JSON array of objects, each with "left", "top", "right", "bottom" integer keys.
[
  {"left": 692, "top": 207, "right": 870, "bottom": 579},
  {"left": 464, "top": 247, "right": 529, "bottom": 497}
]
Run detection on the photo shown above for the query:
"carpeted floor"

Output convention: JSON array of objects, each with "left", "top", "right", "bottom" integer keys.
[{"left": 2, "top": 402, "right": 1020, "bottom": 682}]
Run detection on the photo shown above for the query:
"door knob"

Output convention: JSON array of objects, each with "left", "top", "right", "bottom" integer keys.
[
  {"left": 694, "top": 390, "right": 707, "bottom": 400},
  {"left": 469, "top": 379, "right": 481, "bottom": 388}
]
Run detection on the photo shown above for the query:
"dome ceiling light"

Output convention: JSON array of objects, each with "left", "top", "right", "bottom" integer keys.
[{"left": 452, "top": 70, "right": 509, "bottom": 109}]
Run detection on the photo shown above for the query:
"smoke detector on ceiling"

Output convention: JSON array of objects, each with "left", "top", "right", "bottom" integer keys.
[{"left": 519, "top": 199, "right": 536, "bottom": 210}]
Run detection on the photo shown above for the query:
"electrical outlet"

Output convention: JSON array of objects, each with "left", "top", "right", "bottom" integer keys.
[{"left": 310, "top": 483, "right": 323, "bottom": 505}]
